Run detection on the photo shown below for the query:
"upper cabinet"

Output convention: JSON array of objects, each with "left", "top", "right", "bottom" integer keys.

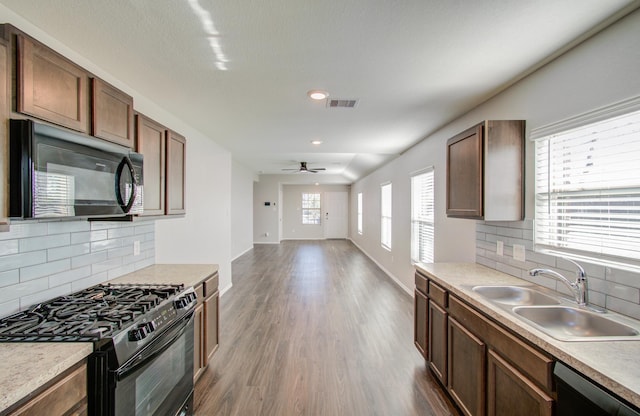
[
  {"left": 135, "top": 114, "right": 187, "bottom": 217},
  {"left": 16, "top": 33, "right": 89, "bottom": 133},
  {"left": 166, "top": 130, "right": 186, "bottom": 215},
  {"left": 92, "top": 78, "right": 134, "bottom": 147},
  {"left": 446, "top": 120, "right": 524, "bottom": 221}
]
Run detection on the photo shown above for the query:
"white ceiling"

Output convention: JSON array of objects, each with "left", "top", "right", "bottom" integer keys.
[{"left": 0, "top": 0, "right": 637, "bottom": 182}]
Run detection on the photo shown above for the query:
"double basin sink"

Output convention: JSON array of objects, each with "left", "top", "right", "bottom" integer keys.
[{"left": 470, "top": 285, "right": 640, "bottom": 341}]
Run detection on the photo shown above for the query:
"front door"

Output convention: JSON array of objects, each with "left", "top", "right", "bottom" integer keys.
[{"left": 323, "top": 191, "right": 348, "bottom": 239}]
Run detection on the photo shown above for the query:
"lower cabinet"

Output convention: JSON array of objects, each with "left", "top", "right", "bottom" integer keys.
[
  {"left": 414, "top": 289, "right": 428, "bottom": 358},
  {"left": 448, "top": 317, "right": 486, "bottom": 416},
  {"left": 8, "top": 361, "right": 87, "bottom": 416},
  {"left": 487, "top": 350, "right": 553, "bottom": 416},
  {"left": 194, "top": 273, "right": 219, "bottom": 382},
  {"left": 414, "top": 271, "right": 555, "bottom": 416}
]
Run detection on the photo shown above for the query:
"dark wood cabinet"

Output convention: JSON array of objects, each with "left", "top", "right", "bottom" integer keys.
[
  {"left": 16, "top": 34, "right": 89, "bottom": 133},
  {"left": 92, "top": 78, "right": 134, "bottom": 147},
  {"left": 414, "top": 289, "right": 428, "bottom": 358},
  {"left": 7, "top": 361, "right": 87, "bottom": 416},
  {"left": 194, "top": 273, "right": 219, "bottom": 382},
  {"left": 414, "top": 270, "right": 556, "bottom": 416},
  {"left": 446, "top": 120, "right": 524, "bottom": 220},
  {"left": 135, "top": 113, "right": 166, "bottom": 216},
  {"left": 0, "top": 38, "right": 9, "bottom": 230},
  {"left": 166, "top": 130, "right": 186, "bottom": 215},
  {"left": 428, "top": 300, "right": 448, "bottom": 385},
  {"left": 448, "top": 317, "right": 486, "bottom": 416},
  {"left": 487, "top": 349, "right": 553, "bottom": 416}
]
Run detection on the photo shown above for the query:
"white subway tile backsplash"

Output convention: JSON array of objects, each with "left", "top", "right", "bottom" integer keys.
[
  {"left": 476, "top": 219, "right": 640, "bottom": 319},
  {"left": 20, "top": 259, "right": 70, "bottom": 282},
  {"left": 0, "top": 220, "right": 156, "bottom": 318}
]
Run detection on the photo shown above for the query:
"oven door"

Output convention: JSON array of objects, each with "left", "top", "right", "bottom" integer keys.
[{"left": 113, "top": 312, "right": 194, "bottom": 416}]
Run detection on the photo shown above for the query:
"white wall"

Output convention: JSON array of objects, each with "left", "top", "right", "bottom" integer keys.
[
  {"left": 253, "top": 174, "right": 349, "bottom": 243},
  {"left": 0, "top": 5, "right": 234, "bottom": 293},
  {"left": 231, "top": 160, "right": 256, "bottom": 260},
  {"left": 281, "top": 184, "right": 350, "bottom": 240},
  {"left": 351, "top": 8, "right": 640, "bottom": 296}
]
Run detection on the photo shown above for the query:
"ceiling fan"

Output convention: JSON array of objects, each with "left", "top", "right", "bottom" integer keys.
[{"left": 282, "top": 162, "right": 327, "bottom": 173}]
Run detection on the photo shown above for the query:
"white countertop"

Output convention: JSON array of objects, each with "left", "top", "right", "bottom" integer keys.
[
  {"left": 0, "top": 263, "right": 219, "bottom": 413},
  {"left": 416, "top": 262, "right": 640, "bottom": 407}
]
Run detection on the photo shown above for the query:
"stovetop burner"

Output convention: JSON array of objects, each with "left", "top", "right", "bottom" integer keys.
[{"left": 0, "top": 283, "right": 184, "bottom": 342}]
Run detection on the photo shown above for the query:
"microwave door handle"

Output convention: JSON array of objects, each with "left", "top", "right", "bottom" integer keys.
[
  {"left": 116, "top": 311, "right": 194, "bottom": 381},
  {"left": 115, "top": 156, "right": 137, "bottom": 213}
]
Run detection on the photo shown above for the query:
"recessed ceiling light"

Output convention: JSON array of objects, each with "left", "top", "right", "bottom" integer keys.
[
  {"left": 307, "top": 90, "right": 329, "bottom": 100},
  {"left": 315, "top": 182, "right": 319, "bottom": 186},
  {"left": 311, "top": 140, "right": 323, "bottom": 145}
]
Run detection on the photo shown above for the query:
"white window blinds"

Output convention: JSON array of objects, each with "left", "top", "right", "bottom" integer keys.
[
  {"left": 411, "top": 169, "right": 435, "bottom": 264},
  {"left": 533, "top": 103, "right": 640, "bottom": 270},
  {"left": 381, "top": 183, "right": 392, "bottom": 249},
  {"left": 301, "top": 193, "right": 321, "bottom": 225},
  {"left": 357, "top": 192, "right": 363, "bottom": 234}
]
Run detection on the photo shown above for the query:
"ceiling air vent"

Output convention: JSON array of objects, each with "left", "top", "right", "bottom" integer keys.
[{"left": 327, "top": 98, "right": 359, "bottom": 108}]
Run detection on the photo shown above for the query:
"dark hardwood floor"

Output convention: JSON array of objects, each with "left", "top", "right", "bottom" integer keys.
[{"left": 194, "top": 240, "right": 459, "bottom": 416}]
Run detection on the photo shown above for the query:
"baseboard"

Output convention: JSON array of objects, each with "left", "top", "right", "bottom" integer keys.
[
  {"left": 348, "top": 239, "right": 413, "bottom": 297},
  {"left": 252, "top": 241, "right": 280, "bottom": 245},
  {"left": 220, "top": 282, "right": 233, "bottom": 297},
  {"left": 231, "top": 246, "right": 253, "bottom": 261}
]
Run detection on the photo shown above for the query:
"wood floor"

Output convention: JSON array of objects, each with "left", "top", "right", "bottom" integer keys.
[{"left": 194, "top": 240, "right": 459, "bottom": 416}]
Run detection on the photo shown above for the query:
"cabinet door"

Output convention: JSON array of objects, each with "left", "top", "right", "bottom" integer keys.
[
  {"left": 0, "top": 38, "right": 9, "bottom": 230},
  {"left": 166, "top": 130, "right": 186, "bottom": 215},
  {"left": 448, "top": 317, "right": 486, "bottom": 416},
  {"left": 428, "top": 300, "right": 447, "bottom": 384},
  {"left": 135, "top": 114, "right": 166, "bottom": 215},
  {"left": 193, "top": 302, "right": 204, "bottom": 382},
  {"left": 446, "top": 124, "right": 483, "bottom": 219},
  {"left": 17, "top": 35, "right": 88, "bottom": 133},
  {"left": 414, "top": 289, "right": 428, "bottom": 359},
  {"left": 11, "top": 362, "right": 87, "bottom": 416},
  {"left": 204, "top": 290, "right": 219, "bottom": 364},
  {"left": 487, "top": 349, "right": 552, "bottom": 416},
  {"left": 92, "top": 78, "right": 134, "bottom": 147}
]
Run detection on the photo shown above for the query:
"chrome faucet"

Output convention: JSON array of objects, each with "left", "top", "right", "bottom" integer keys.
[{"left": 529, "top": 258, "right": 588, "bottom": 307}]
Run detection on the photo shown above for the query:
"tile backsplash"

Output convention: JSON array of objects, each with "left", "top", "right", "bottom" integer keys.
[
  {"left": 0, "top": 220, "right": 155, "bottom": 318},
  {"left": 476, "top": 219, "right": 640, "bottom": 320}
]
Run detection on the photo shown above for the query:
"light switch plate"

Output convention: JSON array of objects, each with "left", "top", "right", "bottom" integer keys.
[
  {"left": 513, "top": 244, "right": 526, "bottom": 262},
  {"left": 133, "top": 241, "right": 141, "bottom": 256},
  {"left": 496, "top": 241, "right": 504, "bottom": 256}
]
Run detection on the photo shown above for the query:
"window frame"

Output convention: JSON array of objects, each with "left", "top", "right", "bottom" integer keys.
[
  {"left": 411, "top": 167, "right": 435, "bottom": 264},
  {"left": 301, "top": 192, "right": 321, "bottom": 225},
  {"left": 380, "top": 182, "right": 392, "bottom": 250},
  {"left": 531, "top": 96, "right": 640, "bottom": 271}
]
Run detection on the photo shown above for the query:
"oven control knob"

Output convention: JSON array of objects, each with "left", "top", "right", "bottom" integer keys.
[
  {"left": 128, "top": 326, "right": 148, "bottom": 342},
  {"left": 143, "top": 321, "right": 156, "bottom": 333}
]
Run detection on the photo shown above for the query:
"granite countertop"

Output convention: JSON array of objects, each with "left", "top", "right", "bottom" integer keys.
[
  {"left": 0, "top": 342, "right": 93, "bottom": 413},
  {"left": 109, "top": 263, "right": 219, "bottom": 288},
  {"left": 416, "top": 262, "right": 640, "bottom": 407},
  {"left": 0, "top": 263, "right": 219, "bottom": 413}
]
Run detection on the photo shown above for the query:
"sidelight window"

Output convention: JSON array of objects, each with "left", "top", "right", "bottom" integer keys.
[
  {"left": 532, "top": 98, "right": 640, "bottom": 271},
  {"left": 411, "top": 168, "right": 435, "bottom": 263},
  {"left": 301, "top": 192, "right": 321, "bottom": 225},
  {"left": 381, "top": 183, "right": 392, "bottom": 250}
]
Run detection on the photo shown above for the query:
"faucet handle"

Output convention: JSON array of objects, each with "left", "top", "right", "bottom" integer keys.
[{"left": 561, "top": 257, "right": 586, "bottom": 279}]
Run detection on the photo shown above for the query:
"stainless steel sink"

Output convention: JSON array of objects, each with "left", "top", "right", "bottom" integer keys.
[
  {"left": 513, "top": 306, "right": 640, "bottom": 341},
  {"left": 472, "top": 285, "right": 560, "bottom": 306}
]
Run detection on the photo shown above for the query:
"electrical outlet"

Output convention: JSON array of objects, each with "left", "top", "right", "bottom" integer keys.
[
  {"left": 496, "top": 241, "right": 504, "bottom": 256},
  {"left": 133, "top": 240, "right": 141, "bottom": 256},
  {"left": 513, "top": 244, "right": 526, "bottom": 262}
]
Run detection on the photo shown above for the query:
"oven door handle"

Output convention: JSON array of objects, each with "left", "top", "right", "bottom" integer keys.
[{"left": 116, "top": 310, "right": 194, "bottom": 381}]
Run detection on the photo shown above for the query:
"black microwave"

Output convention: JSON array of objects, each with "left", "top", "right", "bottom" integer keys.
[{"left": 9, "top": 119, "right": 144, "bottom": 219}]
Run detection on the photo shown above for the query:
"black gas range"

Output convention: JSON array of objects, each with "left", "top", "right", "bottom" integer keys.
[{"left": 0, "top": 283, "right": 198, "bottom": 416}]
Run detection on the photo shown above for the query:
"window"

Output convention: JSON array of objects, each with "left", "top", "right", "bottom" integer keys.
[
  {"left": 381, "top": 183, "right": 392, "bottom": 249},
  {"left": 411, "top": 169, "right": 435, "bottom": 263},
  {"left": 301, "top": 193, "right": 321, "bottom": 225},
  {"left": 532, "top": 100, "right": 640, "bottom": 270},
  {"left": 357, "top": 192, "right": 363, "bottom": 234}
]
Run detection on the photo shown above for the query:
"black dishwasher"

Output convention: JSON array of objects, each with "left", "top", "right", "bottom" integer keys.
[{"left": 554, "top": 362, "right": 640, "bottom": 416}]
